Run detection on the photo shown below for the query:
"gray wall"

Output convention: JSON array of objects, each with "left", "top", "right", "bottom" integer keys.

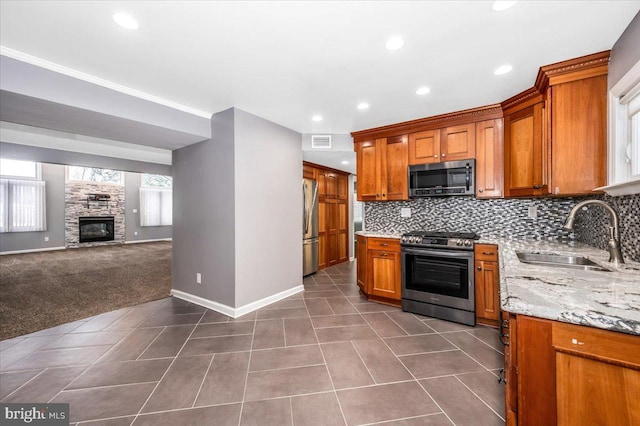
[
  {"left": 172, "top": 108, "right": 237, "bottom": 307},
  {"left": 609, "top": 11, "right": 640, "bottom": 88},
  {"left": 0, "top": 142, "right": 171, "bottom": 175},
  {"left": 234, "top": 109, "right": 302, "bottom": 307},
  {"left": 125, "top": 172, "right": 172, "bottom": 242},
  {"left": 0, "top": 163, "right": 65, "bottom": 252}
]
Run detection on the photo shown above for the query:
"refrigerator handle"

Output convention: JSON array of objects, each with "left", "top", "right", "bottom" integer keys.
[{"left": 303, "top": 181, "right": 309, "bottom": 234}]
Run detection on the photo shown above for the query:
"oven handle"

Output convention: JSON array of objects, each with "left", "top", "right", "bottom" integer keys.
[
  {"left": 465, "top": 163, "right": 471, "bottom": 191},
  {"left": 402, "top": 248, "right": 474, "bottom": 259}
]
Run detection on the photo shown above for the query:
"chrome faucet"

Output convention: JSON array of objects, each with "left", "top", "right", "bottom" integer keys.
[{"left": 563, "top": 200, "right": 624, "bottom": 264}]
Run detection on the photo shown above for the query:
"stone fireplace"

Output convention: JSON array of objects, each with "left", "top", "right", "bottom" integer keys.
[{"left": 79, "top": 216, "right": 115, "bottom": 243}]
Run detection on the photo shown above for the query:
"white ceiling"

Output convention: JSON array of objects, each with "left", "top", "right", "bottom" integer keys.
[{"left": 1, "top": 1, "right": 639, "bottom": 139}]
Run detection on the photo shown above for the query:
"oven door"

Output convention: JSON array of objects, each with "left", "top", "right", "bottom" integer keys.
[{"left": 402, "top": 247, "right": 475, "bottom": 312}]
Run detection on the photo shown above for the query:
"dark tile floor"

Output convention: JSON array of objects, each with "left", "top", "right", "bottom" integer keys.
[{"left": 0, "top": 261, "right": 505, "bottom": 425}]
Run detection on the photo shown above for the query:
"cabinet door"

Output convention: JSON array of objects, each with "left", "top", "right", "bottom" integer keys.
[
  {"left": 502, "top": 312, "right": 518, "bottom": 426},
  {"left": 474, "top": 260, "right": 500, "bottom": 325},
  {"left": 504, "top": 103, "right": 549, "bottom": 197},
  {"left": 338, "top": 201, "right": 348, "bottom": 263},
  {"left": 317, "top": 172, "right": 327, "bottom": 200},
  {"left": 516, "top": 316, "right": 557, "bottom": 426},
  {"left": 368, "top": 249, "right": 401, "bottom": 300},
  {"left": 318, "top": 202, "right": 327, "bottom": 269},
  {"left": 475, "top": 119, "right": 504, "bottom": 198},
  {"left": 550, "top": 75, "right": 607, "bottom": 195},
  {"left": 356, "top": 236, "right": 367, "bottom": 293},
  {"left": 303, "top": 165, "right": 316, "bottom": 180},
  {"left": 355, "top": 140, "right": 380, "bottom": 201},
  {"left": 409, "top": 130, "right": 440, "bottom": 164},
  {"left": 326, "top": 199, "right": 339, "bottom": 266},
  {"left": 441, "top": 123, "right": 475, "bottom": 161},
  {"left": 381, "top": 135, "right": 409, "bottom": 200},
  {"left": 337, "top": 174, "right": 349, "bottom": 200},
  {"left": 325, "top": 173, "right": 338, "bottom": 199}
]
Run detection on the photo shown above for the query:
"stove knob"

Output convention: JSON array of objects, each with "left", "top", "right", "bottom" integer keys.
[
  {"left": 456, "top": 239, "right": 463, "bottom": 246},
  {"left": 464, "top": 240, "right": 472, "bottom": 247}
]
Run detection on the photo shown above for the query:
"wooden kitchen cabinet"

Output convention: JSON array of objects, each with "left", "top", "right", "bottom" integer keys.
[
  {"left": 549, "top": 75, "right": 607, "bottom": 195},
  {"left": 504, "top": 102, "right": 550, "bottom": 197},
  {"left": 356, "top": 236, "right": 402, "bottom": 305},
  {"left": 408, "top": 124, "right": 475, "bottom": 165},
  {"left": 502, "top": 314, "right": 640, "bottom": 426},
  {"left": 354, "top": 135, "right": 408, "bottom": 201},
  {"left": 475, "top": 119, "right": 504, "bottom": 198},
  {"left": 303, "top": 162, "right": 350, "bottom": 270},
  {"left": 474, "top": 244, "right": 500, "bottom": 326}
]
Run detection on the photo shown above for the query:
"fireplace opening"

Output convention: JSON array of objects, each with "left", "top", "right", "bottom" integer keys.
[{"left": 79, "top": 216, "right": 115, "bottom": 243}]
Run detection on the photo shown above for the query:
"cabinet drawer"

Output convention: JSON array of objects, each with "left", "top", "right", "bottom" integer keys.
[
  {"left": 367, "top": 238, "right": 400, "bottom": 251},
  {"left": 475, "top": 244, "right": 498, "bottom": 262},
  {"left": 552, "top": 322, "right": 640, "bottom": 368}
]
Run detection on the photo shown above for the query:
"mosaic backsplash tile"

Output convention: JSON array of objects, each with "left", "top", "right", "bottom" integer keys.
[{"left": 363, "top": 194, "right": 639, "bottom": 262}]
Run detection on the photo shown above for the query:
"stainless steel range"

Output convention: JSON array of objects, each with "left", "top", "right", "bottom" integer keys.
[{"left": 401, "top": 231, "right": 478, "bottom": 326}]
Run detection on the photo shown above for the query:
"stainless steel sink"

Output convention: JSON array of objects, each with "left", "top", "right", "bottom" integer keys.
[{"left": 516, "top": 251, "right": 611, "bottom": 272}]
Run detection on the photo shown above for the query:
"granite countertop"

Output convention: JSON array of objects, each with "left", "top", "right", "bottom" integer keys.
[
  {"left": 482, "top": 238, "right": 640, "bottom": 336},
  {"left": 355, "top": 231, "right": 403, "bottom": 239}
]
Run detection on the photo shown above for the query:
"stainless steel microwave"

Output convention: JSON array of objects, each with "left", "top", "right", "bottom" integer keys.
[{"left": 408, "top": 159, "right": 475, "bottom": 197}]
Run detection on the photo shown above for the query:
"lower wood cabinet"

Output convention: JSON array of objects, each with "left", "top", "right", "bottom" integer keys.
[
  {"left": 356, "top": 236, "right": 401, "bottom": 305},
  {"left": 502, "top": 313, "right": 640, "bottom": 426},
  {"left": 474, "top": 244, "right": 500, "bottom": 326}
]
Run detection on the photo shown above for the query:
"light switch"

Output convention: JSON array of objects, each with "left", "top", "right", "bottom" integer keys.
[
  {"left": 401, "top": 208, "right": 411, "bottom": 218},
  {"left": 133, "top": 209, "right": 138, "bottom": 213}
]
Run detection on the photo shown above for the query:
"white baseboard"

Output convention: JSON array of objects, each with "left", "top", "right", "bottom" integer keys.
[
  {"left": 0, "top": 246, "right": 66, "bottom": 255},
  {"left": 349, "top": 256, "right": 355, "bottom": 262},
  {"left": 125, "top": 238, "right": 172, "bottom": 244},
  {"left": 170, "top": 284, "right": 305, "bottom": 319}
]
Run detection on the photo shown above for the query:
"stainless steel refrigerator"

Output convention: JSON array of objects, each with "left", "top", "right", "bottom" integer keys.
[{"left": 303, "top": 178, "right": 319, "bottom": 276}]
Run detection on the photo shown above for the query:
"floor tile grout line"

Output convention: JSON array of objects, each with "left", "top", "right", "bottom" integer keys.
[
  {"left": 282, "top": 318, "right": 288, "bottom": 347},
  {"left": 439, "top": 333, "right": 501, "bottom": 373},
  {"left": 1, "top": 367, "right": 49, "bottom": 402},
  {"left": 362, "top": 412, "right": 449, "bottom": 425},
  {"left": 189, "top": 332, "right": 254, "bottom": 340},
  {"left": 131, "top": 309, "right": 207, "bottom": 423},
  {"left": 364, "top": 311, "right": 457, "bottom": 426},
  {"left": 135, "top": 326, "right": 168, "bottom": 361},
  {"left": 381, "top": 311, "right": 412, "bottom": 335},
  {"left": 289, "top": 396, "right": 294, "bottom": 426},
  {"left": 348, "top": 340, "right": 377, "bottom": 385},
  {"left": 236, "top": 314, "right": 258, "bottom": 426},
  {"left": 303, "top": 292, "right": 349, "bottom": 426},
  {"left": 463, "top": 329, "right": 505, "bottom": 355},
  {"left": 395, "top": 348, "right": 461, "bottom": 357},
  {"left": 55, "top": 380, "right": 163, "bottom": 393},
  {"left": 191, "top": 352, "right": 217, "bottom": 408},
  {"left": 453, "top": 374, "right": 506, "bottom": 422}
]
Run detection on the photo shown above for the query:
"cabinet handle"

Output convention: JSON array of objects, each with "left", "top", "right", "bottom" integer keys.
[
  {"left": 477, "top": 266, "right": 482, "bottom": 271},
  {"left": 442, "top": 153, "right": 446, "bottom": 158},
  {"left": 533, "top": 184, "right": 541, "bottom": 189},
  {"left": 382, "top": 194, "right": 386, "bottom": 197},
  {"left": 380, "top": 243, "right": 389, "bottom": 247},
  {"left": 380, "top": 253, "right": 388, "bottom": 257},
  {"left": 434, "top": 155, "right": 438, "bottom": 158},
  {"left": 478, "top": 188, "right": 484, "bottom": 193},
  {"left": 482, "top": 252, "right": 495, "bottom": 255}
]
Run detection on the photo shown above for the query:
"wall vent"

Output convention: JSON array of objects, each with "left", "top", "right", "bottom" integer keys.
[{"left": 311, "top": 135, "right": 332, "bottom": 149}]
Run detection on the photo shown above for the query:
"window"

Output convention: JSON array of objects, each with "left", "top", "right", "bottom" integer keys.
[
  {"left": 0, "top": 159, "right": 46, "bottom": 233},
  {"left": 140, "top": 174, "right": 172, "bottom": 226},
  {"left": 68, "top": 166, "right": 123, "bottom": 185},
  {"left": 607, "top": 60, "right": 640, "bottom": 195}
]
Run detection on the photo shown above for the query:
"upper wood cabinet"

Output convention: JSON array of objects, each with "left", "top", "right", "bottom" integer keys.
[
  {"left": 408, "top": 124, "right": 476, "bottom": 165},
  {"left": 550, "top": 75, "right": 607, "bottom": 195},
  {"left": 354, "top": 135, "right": 408, "bottom": 201},
  {"left": 303, "top": 164, "right": 316, "bottom": 180},
  {"left": 504, "top": 102, "right": 550, "bottom": 197},
  {"left": 408, "top": 130, "right": 440, "bottom": 164},
  {"left": 475, "top": 119, "right": 504, "bottom": 198}
]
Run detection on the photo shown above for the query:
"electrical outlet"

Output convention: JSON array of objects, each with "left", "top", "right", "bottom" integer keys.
[
  {"left": 196, "top": 273, "right": 202, "bottom": 284},
  {"left": 44, "top": 236, "right": 49, "bottom": 242},
  {"left": 133, "top": 209, "right": 138, "bottom": 213},
  {"left": 401, "top": 208, "right": 411, "bottom": 218},
  {"left": 134, "top": 231, "right": 138, "bottom": 236},
  {"left": 528, "top": 206, "right": 538, "bottom": 220}
]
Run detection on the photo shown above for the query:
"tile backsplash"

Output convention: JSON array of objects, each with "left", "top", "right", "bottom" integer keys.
[{"left": 363, "top": 194, "right": 639, "bottom": 262}]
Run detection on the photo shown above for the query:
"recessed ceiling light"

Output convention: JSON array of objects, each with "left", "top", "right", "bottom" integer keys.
[
  {"left": 493, "top": 1, "right": 518, "bottom": 12},
  {"left": 494, "top": 64, "right": 513, "bottom": 75},
  {"left": 416, "top": 87, "right": 431, "bottom": 95},
  {"left": 341, "top": 161, "right": 349, "bottom": 165},
  {"left": 312, "top": 115, "right": 323, "bottom": 122},
  {"left": 385, "top": 36, "right": 405, "bottom": 51},
  {"left": 357, "top": 102, "right": 370, "bottom": 110},
  {"left": 113, "top": 12, "right": 139, "bottom": 30}
]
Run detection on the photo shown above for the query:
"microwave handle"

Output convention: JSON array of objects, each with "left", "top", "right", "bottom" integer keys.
[{"left": 465, "top": 164, "right": 471, "bottom": 191}]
